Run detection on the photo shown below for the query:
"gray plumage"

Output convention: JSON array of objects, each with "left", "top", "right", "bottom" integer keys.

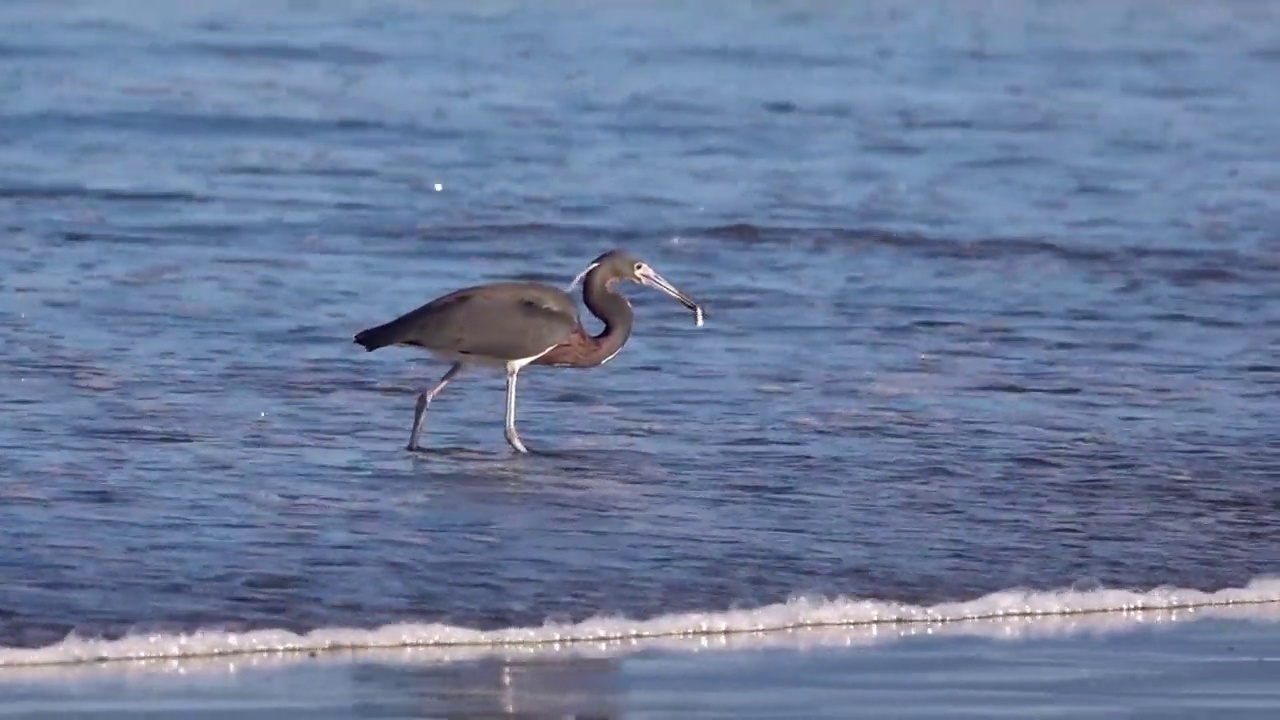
[{"left": 354, "top": 281, "right": 579, "bottom": 364}]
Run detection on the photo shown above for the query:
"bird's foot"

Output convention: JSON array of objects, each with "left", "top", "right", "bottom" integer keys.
[{"left": 504, "top": 430, "right": 530, "bottom": 454}]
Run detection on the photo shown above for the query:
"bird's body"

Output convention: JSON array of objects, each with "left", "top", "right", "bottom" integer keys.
[
  {"left": 353, "top": 281, "right": 581, "bottom": 367},
  {"left": 353, "top": 249, "right": 702, "bottom": 453}
]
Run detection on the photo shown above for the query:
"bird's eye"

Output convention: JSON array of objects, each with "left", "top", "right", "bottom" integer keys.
[{"left": 634, "top": 262, "right": 645, "bottom": 273}]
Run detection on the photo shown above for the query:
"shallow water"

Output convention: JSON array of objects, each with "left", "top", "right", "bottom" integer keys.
[{"left": 1, "top": 0, "right": 1278, "bottom": 655}]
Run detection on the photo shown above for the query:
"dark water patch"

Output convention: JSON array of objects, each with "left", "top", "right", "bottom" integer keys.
[
  {"left": 1128, "top": 82, "right": 1225, "bottom": 101},
  {"left": 1010, "top": 455, "right": 1066, "bottom": 469},
  {"left": 671, "top": 44, "right": 856, "bottom": 70},
  {"left": 59, "top": 230, "right": 165, "bottom": 246},
  {"left": 239, "top": 573, "right": 306, "bottom": 592},
  {"left": 720, "top": 436, "right": 807, "bottom": 448},
  {"left": 412, "top": 223, "right": 642, "bottom": 248},
  {"left": 121, "top": 222, "right": 267, "bottom": 243},
  {"left": 5, "top": 111, "right": 404, "bottom": 139},
  {"left": 957, "top": 154, "right": 1055, "bottom": 170},
  {"left": 910, "top": 319, "right": 970, "bottom": 330},
  {"left": 548, "top": 391, "right": 598, "bottom": 404},
  {"left": 0, "top": 43, "right": 56, "bottom": 59},
  {"left": 73, "top": 427, "right": 200, "bottom": 444},
  {"left": 862, "top": 139, "right": 927, "bottom": 156},
  {"left": 1163, "top": 266, "right": 1248, "bottom": 286},
  {"left": 1074, "top": 181, "right": 1136, "bottom": 197},
  {"left": 0, "top": 184, "right": 205, "bottom": 203},
  {"left": 503, "top": 270, "right": 574, "bottom": 284},
  {"left": 186, "top": 41, "right": 384, "bottom": 65},
  {"left": 1248, "top": 47, "right": 1280, "bottom": 62},
  {"left": 899, "top": 115, "right": 976, "bottom": 132},
  {"left": 970, "top": 383, "right": 1083, "bottom": 396},
  {"left": 63, "top": 488, "right": 125, "bottom": 505},
  {"left": 218, "top": 164, "right": 384, "bottom": 180},
  {"left": 269, "top": 375, "right": 370, "bottom": 400},
  {"left": 701, "top": 223, "right": 768, "bottom": 243},
  {"left": 211, "top": 254, "right": 308, "bottom": 269},
  {"left": 1148, "top": 312, "right": 1244, "bottom": 329}
]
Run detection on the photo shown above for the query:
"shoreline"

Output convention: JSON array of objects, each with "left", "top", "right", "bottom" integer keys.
[
  {"left": 2, "top": 613, "right": 1278, "bottom": 719},
  {"left": 2, "top": 596, "right": 1277, "bottom": 684},
  {"left": 3, "top": 578, "right": 1277, "bottom": 674}
]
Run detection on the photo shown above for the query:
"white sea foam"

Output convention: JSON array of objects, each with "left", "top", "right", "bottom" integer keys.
[{"left": 2, "top": 577, "right": 1277, "bottom": 675}]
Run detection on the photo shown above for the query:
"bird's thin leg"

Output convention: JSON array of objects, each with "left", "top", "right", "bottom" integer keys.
[
  {"left": 503, "top": 364, "right": 529, "bottom": 454},
  {"left": 407, "top": 361, "right": 464, "bottom": 452}
]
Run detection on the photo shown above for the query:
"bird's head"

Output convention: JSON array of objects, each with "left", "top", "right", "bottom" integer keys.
[{"left": 574, "top": 249, "right": 704, "bottom": 326}]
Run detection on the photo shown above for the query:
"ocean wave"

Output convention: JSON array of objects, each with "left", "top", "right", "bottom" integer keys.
[
  {"left": 405, "top": 222, "right": 1278, "bottom": 278},
  {"left": 2, "top": 577, "right": 1277, "bottom": 673}
]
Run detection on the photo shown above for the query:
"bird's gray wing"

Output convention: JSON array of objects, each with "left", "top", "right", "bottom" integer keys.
[{"left": 406, "top": 283, "right": 580, "bottom": 361}]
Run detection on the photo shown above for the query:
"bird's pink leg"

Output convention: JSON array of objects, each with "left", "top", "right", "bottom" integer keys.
[{"left": 407, "top": 361, "right": 463, "bottom": 451}]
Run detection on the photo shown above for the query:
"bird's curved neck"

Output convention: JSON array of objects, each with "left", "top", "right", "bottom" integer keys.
[{"left": 581, "top": 269, "right": 633, "bottom": 364}]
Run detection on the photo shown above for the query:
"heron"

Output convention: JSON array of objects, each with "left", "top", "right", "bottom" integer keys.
[{"left": 353, "top": 249, "right": 705, "bottom": 453}]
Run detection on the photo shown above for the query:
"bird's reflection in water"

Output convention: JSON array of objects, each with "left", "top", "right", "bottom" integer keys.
[{"left": 349, "top": 654, "right": 623, "bottom": 719}]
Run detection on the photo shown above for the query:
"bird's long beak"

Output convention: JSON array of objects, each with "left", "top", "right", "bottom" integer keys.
[{"left": 637, "top": 266, "right": 704, "bottom": 326}]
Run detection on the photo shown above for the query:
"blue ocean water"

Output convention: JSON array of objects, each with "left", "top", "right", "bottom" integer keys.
[{"left": 1, "top": 0, "right": 1278, "bottom": 663}]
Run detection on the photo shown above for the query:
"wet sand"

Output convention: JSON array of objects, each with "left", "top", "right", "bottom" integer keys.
[{"left": 2, "top": 607, "right": 1277, "bottom": 719}]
